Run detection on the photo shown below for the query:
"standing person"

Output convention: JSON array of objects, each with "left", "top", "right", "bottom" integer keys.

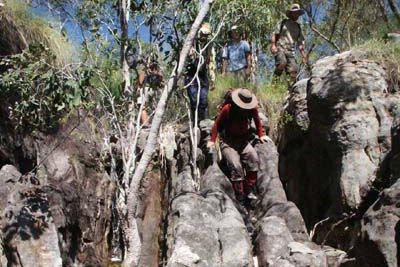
[
  {"left": 271, "top": 3, "right": 308, "bottom": 82},
  {"left": 185, "top": 22, "right": 216, "bottom": 124},
  {"left": 222, "top": 25, "right": 252, "bottom": 82},
  {"left": 207, "top": 88, "right": 270, "bottom": 205},
  {"left": 135, "top": 57, "right": 163, "bottom": 127}
]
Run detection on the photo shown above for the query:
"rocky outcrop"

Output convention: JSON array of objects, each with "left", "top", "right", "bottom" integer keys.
[
  {"left": 0, "top": 116, "right": 117, "bottom": 266},
  {"left": 164, "top": 165, "right": 254, "bottom": 267},
  {"left": 351, "top": 178, "right": 400, "bottom": 267},
  {"left": 254, "top": 141, "right": 333, "bottom": 267},
  {"left": 0, "top": 165, "right": 62, "bottom": 267},
  {"left": 279, "top": 50, "right": 400, "bottom": 262}
]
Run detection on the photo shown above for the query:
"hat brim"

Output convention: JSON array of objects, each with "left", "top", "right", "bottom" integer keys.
[
  {"left": 286, "top": 9, "right": 305, "bottom": 16},
  {"left": 231, "top": 89, "right": 258, "bottom": 109}
]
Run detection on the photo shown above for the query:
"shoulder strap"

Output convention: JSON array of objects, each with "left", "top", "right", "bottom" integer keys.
[{"left": 279, "top": 19, "right": 288, "bottom": 36}]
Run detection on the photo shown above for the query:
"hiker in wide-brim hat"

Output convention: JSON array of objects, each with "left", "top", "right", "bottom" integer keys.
[
  {"left": 207, "top": 88, "right": 271, "bottom": 208},
  {"left": 231, "top": 88, "right": 258, "bottom": 110},
  {"left": 271, "top": 3, "right": 308, "bottom": 82},
  {"left": 286, "top": 3, "right": 305, "bottom": 17}
]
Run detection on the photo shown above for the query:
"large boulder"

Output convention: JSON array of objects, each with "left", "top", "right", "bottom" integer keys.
[
  {"left": 165, "top": 165, "right": 254, "bottom": 267},
  {"left": 351, "top": 178, "right": 400, "bottom": 267},
  {"left": 0, "top": 165, "right": 62, "bottom": 267},
  {"left": 254, "top": 141, "right": 332, "bottom": 266},
  {"left": 279, "top": 50, "right": 400, "bottom": 257},
  {"left": 0, "top": 116, "right": 117, "bottom": 266}
]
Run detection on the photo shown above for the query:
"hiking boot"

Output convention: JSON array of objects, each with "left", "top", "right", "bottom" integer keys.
[
  {"left": 244, "top": 185, "right": 258, "bottom": 200},
  {"left": 247, "top": 191, "right": 258, "bottom": 200}
]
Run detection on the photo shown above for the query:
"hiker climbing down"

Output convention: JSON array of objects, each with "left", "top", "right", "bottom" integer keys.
[
  {"left": 271, "top": 3, "right": 308, "bottom": 82},
  {"left": 207, "top": 88, "right": 270, "bottom": 206}
]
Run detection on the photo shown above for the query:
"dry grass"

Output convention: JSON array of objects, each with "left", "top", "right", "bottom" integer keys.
[{"left": 0, "top": 0, "right": 73, "bottom": 65}]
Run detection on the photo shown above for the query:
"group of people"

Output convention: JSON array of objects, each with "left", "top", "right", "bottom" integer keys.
[
  {"left": 186, "top": 3, "right": 308, "bottom": 126},
  {"left": 135, "top": 3, "right": 308, "bottom": 207}
]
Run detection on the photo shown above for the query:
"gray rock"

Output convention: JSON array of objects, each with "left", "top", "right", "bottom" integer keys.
[
  {"left": 255, "top": 216, "right": 294, "bottom": 266},
  {"left": 352, "top": 178, "right": 400, "bottom": 267},
  {"left": 0, "top": 166, "right": 62, "bottom": 267},
  {"left": 279, "top": 50, "right": 400, "bottom": 244}
]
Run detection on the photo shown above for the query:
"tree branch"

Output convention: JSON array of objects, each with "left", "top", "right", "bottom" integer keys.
[{"left": 123, "top": 1, "right": 215, "bottom": 266}]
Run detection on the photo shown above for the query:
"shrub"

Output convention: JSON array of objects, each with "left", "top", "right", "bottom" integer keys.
[{"left": 0, "top": 44, "right": 91, "bottom": 133}]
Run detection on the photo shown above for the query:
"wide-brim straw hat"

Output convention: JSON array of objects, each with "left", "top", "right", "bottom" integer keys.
[
  {"left": 286, "top": 3, "right": 304, "bottom": 16},
  {"left": 231, "top": 88, "right": 258, "bottom": 109}
]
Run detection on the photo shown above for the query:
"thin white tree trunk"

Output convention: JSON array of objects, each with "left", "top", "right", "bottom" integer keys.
[
  {"left": 120, "top": 0, "right": 131, "bottom": 94},
  {"left": 123, "top": 1, "right": 215, "bottom": 266}
]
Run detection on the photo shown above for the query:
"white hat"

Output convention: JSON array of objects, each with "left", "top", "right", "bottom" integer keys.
[
  {"left": 231, "top": 88, "right": 258, "bottom": 109},
  {"left": 286, "top": 3, "right": 305, "bottom": 16}
]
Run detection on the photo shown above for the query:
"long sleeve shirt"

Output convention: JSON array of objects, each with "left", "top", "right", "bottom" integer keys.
[{"left": 210, "top": 104, "right": 264, "bottom": 143}]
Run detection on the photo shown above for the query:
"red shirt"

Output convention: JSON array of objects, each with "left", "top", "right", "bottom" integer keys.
[{"left": 210, "top": 104, "right": 264, "bottom": 142}]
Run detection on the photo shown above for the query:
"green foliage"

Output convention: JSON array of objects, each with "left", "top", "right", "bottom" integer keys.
[
  {"left": 0, "top": 44, "right": 91, "bottom": 133},
  {"left": 210, "top": 0, "right": 291, "bottom": 46}
]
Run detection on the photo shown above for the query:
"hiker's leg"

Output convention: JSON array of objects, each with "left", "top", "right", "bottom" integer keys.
[
  {"left": 186, "top": 79, "right": 199, "bottom": 123},
  {"left": 241, "top": 143, "right": 259, "bottom": 197},
  {"left": 198, "top": 77, "right": 209, "bottom": 122},
  {"left": 273, "top": 50, "right": 287, "bottom": 77},
  {"left": 286, "top": 53, "right": 299, "bottom": 82},
  {"left": 221, "top": 143, "right": 245, "bottom": 201}
]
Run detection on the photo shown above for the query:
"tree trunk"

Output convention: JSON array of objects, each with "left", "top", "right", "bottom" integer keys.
[
  {"left": 120, "top": 0, "right": 131, "bottom": 94},
  {"left": 123, "top": 1, "right": 215, "bottom": 266}
]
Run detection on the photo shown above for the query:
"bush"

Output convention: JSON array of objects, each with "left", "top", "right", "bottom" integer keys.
[{"left": 0, "top": 44, "right": 91, "bottom": 133}]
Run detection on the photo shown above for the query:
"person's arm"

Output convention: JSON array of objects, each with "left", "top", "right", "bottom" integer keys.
[
  {"left": 243, "top": 41, "right": 252, "bottom": 78},
  {"left": 271, "top": 32, "right": 278, "bottom": 54},
  {"left": 298, "top": 28, "right": 308, "bottom": 64},
  {"left": 299, "top": 41, "right": 308, "bottom": 64},
  {"left": 252, "top": 108, "right": 264, "bottom": 138},
  {"left": 221, "top": 45, "right": 228, "bottom": 74},
  {"left": 210, "top": 104, "right": 229, "bottom": 142}
]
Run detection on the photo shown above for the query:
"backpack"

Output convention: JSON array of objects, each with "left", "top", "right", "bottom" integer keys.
[{"left": 217, "top": 88, "right": 233, "bottom": 111}]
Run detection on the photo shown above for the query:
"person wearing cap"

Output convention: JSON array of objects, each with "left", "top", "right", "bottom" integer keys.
[
  {"left": 207, "top": 88, "right": 270, "bottom": 205},
  {"left": 185, "top": 22, "right": 216, "bottom": 124},
  {"left": 222, "top": 25, "right": 252, "bottom": 81},
  {"left": 271, "top": 3, "right": 308, "bottom": 81}
]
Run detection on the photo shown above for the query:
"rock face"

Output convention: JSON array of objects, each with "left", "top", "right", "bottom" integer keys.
[
  {"left": 279, "top": 51, "right": 400, "bottom": 262},
  {"left": 352, "top": 178, "right": 400, "bottom": 267},
  {"left": 0, "top": 117, "right": 117, "bottom": 266},
  {"left": 254, "top": 141, "right": 331, "bottom": 267},
  {"left": 164, "top": 165, "right": 254, "bottom": 267}
]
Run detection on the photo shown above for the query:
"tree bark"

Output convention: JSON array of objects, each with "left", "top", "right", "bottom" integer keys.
[
  {"left": 120, "top": 0, "right": 131, "bottom": 94},
  {"left": 123, "top": 0, "right": 215, "bottom": 266}
]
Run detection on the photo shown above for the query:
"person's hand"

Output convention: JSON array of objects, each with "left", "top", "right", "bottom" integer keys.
[
  {"left": 207, "top": 141, "right": 215, "bottom": 149},
  {"left": 260, "top": 135, "right": 272, "bottom": 143},
  {"left": 271, "top": 44, "right": 278, "bottom": 54}
]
